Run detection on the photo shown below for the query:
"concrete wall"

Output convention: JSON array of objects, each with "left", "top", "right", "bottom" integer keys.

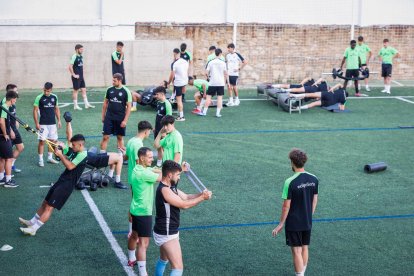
[
  {"left": 136, "top": 23, "right": 414, "bottom": 84},
  {"left": 1, "top": 0, "right": 413, "bottom": 41},
  {"left": 0, "top": 40, "right": 191, "bottom": 89}
]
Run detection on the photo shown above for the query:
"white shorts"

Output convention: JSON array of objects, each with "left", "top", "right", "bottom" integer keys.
[
  {"left": 38, "top": 125, "right": 58, "bottom": 141},
  {"left": 153, "top": 231, "right": 179, "bottom": 247}
]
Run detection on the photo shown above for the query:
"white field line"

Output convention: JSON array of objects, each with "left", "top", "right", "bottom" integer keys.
[
  {"left": 81, "top": 189, "right": 137, "bottom": 276},
  {"left": 58, "top": 96, "right": 414, "bottom": 107},
  {"left": 392, "top": 80, "right": 404, "bottom": 86},
  {"left": 396, "top": 97, "right": 414, "bottom": 104}
]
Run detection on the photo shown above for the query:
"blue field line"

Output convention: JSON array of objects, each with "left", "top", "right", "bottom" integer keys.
[
  {"left": 83, "top": 126, "right": 413, "bottom": 140},
  {"left": 111, "top": 214, "right": 414, "bottom": 235}
]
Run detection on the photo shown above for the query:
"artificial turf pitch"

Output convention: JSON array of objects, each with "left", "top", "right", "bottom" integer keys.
[{"left": 0, "top": 86, "right": 413, "bottom": 275}]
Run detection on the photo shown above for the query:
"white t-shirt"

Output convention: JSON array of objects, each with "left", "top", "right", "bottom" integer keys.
[
  {"left": 172, "top": 58, "right": 189, "bottom": 87},
  {"left": 207, "top": 58, "right": 227, "bottom": 86},
  {"left": 226, "top": 52, "right": 245, "bottom": 76}
]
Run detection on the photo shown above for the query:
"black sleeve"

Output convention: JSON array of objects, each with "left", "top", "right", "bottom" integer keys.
[{"left": 236, "top": 52, "right": 245, "bottom": 61}]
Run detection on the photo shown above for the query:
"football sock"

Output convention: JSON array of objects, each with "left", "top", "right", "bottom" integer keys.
[
  {"left": 137, "top": 261, "right": 147, "bottom": 276},
  {"left": 155, "top": 258, "right": 168, "bottom": 276}
]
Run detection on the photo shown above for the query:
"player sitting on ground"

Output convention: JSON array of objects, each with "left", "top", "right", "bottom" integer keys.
[
  {"left": 271, "top": 77, "right": 315, "bottom": 89},
  {"left": 188, "top": 76, "right": 208, "bottom": 114},
  {"left": 289, "top": 83, "right": 348, "bottom": 110}
]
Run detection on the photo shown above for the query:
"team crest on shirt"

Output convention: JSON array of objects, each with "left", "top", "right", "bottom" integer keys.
[
  {"left": 119, "top": 92, "right": 123, "bottom": 96},
  {"left": 51, "top": 98, "right": 55, "bottom": 102}
]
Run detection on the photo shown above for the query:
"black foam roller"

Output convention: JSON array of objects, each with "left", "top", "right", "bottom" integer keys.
[{"left": 364, "top": 162, "right": 387, "bottom": 173}]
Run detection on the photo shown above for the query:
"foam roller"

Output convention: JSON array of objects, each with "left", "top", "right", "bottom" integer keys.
[{"left": 364, "top": 162, "right": 387, "bottom": 173}]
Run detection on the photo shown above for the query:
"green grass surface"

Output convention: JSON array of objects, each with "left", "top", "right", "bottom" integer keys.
[{"left": 1, "top": 86, "right": 413, "bottom": 275}]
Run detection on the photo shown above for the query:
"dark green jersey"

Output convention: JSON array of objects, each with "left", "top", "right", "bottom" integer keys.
[
  {"left": 282, "top": 172, "right": 318, "bottom": 231},
  {"left": 56, "top": 147, "right": 87, "bottom": 187},
  {"left": 111, "top": 51, "right": 125, "bottom": 75},
  {"left": 0, "top": 101, "right": 11, "bottom": 135},
  {"left": 104, "top": 86, "right": 132, "bottom": 121},
  {"left": 70, "top": 54, "right": 84, "bottom": 78},
  {"left": 33, "top": 93, "right": 59, "bottom": 125}
]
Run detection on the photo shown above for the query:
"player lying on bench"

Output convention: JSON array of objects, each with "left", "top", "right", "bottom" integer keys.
[
  {"left": 271, "top": 77, "right": 315, "bottom": 89},
  {"left": 289, "top": 83, "right": 348, "bottom": 111},
  {"left": 281, "top": 78, "right": 329, "bottom": 94}
]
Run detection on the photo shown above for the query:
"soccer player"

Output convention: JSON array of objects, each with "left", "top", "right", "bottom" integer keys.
[
  {"left": 19, "top": 121, "right": 88, "bottom": 236},
  {"left": 127, "top": 147, "right": 162, "bottom": 274},
  {"left": 153, "top": 160, "right": 212, "bottom": 276},
  {"left": 153, "top": 86, "right": 172, "bottom": 167},
  {"left": 179, "top": 43, "right": 192, "bottom": 103},
  {"left": 68, "top": 44, "right": 94, "bottom": 110},
  {"left": 289, "top": 83, "right": 348, "bottom": 111},
  {"left": 2, "top": 84, "right": 24, "bottom": 173},
  {"left": 340, "top": 40, "right": 361, "bottom": 96},
  {"left": 200, "top": 48, "right": 228, "bottom": 117},
  {"left": 282, "top": 78, "right": 328, "bottom": 94},
  {"left": 33, "top": 82, "right": 61, "bottom": 167},
  {"left": 272, "top": 77, "right": 315, "bottom": 89},
  {"left": 168, "top": 48, "right": 188, "bottom": 121},
  {"left": 272, "top": 148, "right": 318, "bottom": 276},
  {"left": 0, "top": 90, "right": 19, "bottom": 188},
  {"left": 125, "top": 120, "right": 153, "bottom": 236},
  {"left": 356, "top": 36, "right": 372, "bottom": 91},
  {"left": 378, "top": 39, "right": 400, "bottom": 94},
  {"left": 154, "top": 115, "right": 183, "bottom": 164},
  {"left": 226, "top": 43, "right": 247, "bottom": 106},
  {"left": 188, "top": 76, "right": 208, "bottom": 114},
  {"left": 100, "top": 73, "right": 132, "bottom": 153},
  {"left": 112, "top": 41, "right": 126, "bottom": 85}
]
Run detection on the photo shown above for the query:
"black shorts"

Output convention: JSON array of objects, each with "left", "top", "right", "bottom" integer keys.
[
  {"left": 382, "top": 64, "right": 392, "bottom": 78},
  {"left": 12, "top": 128, "right": 23, "bottom": 145},
  {"left": 154, "top": 119, "right": 162, "bottom": 139},
  {"left": 321, "top": 91, "right": 336, "bottom": 107},
  {"left": 131, "top": 215, "right": 152, "bottom": 237},
  {"left": 304, "top": 85, "right": 320, "bottom": 93},
  {"left": 0, "top": 136, "right": 13, "bottom": 159},
  {"left": 174, "top": 86, "right": 184, "bottom": 97},
  {"left": 45, "top": 181, "right": 74, "bottom": 210},
  {"left": 289, "top": 84, "right": 303, "bottom": 88},
  {"left": 102, "top": 117, "right": 126, "bottom": 136},
  {"left": 285, "top": 230, "right": 311, "bottom": 247},
  {"left": 360, "top": 64, "right": 367, "bottom": 67},
  {"left": 345, "top": 69, "right": 360, "bottom": 79},
  {"left": 72, "top": 77, "right": 86, "bottom": 90},
  {"left": 207, "top": 86, "right": 225, "bottom": 96},
  {"left": 87, "top": 152, "right": 110, "bottom": 168},
  {"left": 229, "top": 76, "right": 238, "bottom": 86}
]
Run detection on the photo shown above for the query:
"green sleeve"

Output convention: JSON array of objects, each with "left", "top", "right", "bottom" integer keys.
[
  {"left": 379, "top": 49, "right": 383, "bottom": 56},
  {"left": 165, "top": 101, "right": 172, "bottom": 115},
  {"left": 63, "top": 143, "right": 70, "bottom": 155},
  {"left": 392, "top": 48, "right": 398, "bottom": 55},
  {"left": 343, "top": 49, "right": 348, "bottom": 58},
  {"left": 160, "top": 136, "right": 167, "bottom": 148},
  {"left": 104, "top": 87, "right": 111, "bottom": 100},
  {"left": 112, "top": 51, "right": 119, "bottom": 61},
  {"left": 124, "top": 86, "right": 132, "bottom": 103},
  {"left": 143, "top": 169, "right": 159, "bottom": 184},
  {"left": 70, "top": 54, "right": 76, "bottom": 65},
  {"left": 366, "top": 45, "right": 371, "bottom": 52},
  {"left": 52, "top": 94, "right": 59, "bottom": 105},
  {"left": 72, "top": 151, "right": 87, "bottom": 166},
  {"left": 281, "top": 179, "right": 290, "bottom": 200},
  {"left": 173, "top": 134, "right": 183, "bottom": 155},
  {"left": 1, "top": 103, "right": 7, "bottom": 119},
  {"left": 187, "top": 51, "right": 192, "bottom": 61},
  {"left": 33, "top": 94, "right": 42, "bottom": 107}
]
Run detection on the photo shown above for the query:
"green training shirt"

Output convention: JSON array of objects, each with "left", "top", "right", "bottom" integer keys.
[
  {"left": 130, "top": 164, "right": 159, "bottom": 216},
  {"left": 193, "top": 79, "right": 209, "bottom": 94},
  {"left": 344, "top": 47, "right": 360, "bottom": 70},
  {"left": 160, "top": 129, "right": 183, "bottom": 164},
  {"left": 356, "top": 43, "right": 371, "bottom": 64},
  {"left": 126, "top": 137, "right": 143, "bottom": 184},
  {"left": 379, "top": 47, "right": 398, "bottom": 64}
]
